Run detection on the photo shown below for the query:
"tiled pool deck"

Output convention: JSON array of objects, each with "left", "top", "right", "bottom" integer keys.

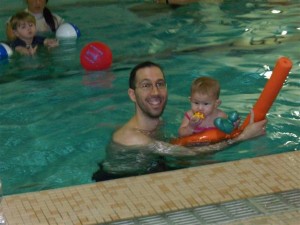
[{"left": 2, "top": 151, "right": 300, "bottom": 225}]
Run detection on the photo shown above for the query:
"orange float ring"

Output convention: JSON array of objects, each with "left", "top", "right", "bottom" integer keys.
[{"left": 171, "top": 57, "right": 293, "bottom": 146}]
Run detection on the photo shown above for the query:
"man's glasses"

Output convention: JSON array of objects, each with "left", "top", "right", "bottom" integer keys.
[{"left": 136, "top": 81, "right": 167, "bottom": 92}]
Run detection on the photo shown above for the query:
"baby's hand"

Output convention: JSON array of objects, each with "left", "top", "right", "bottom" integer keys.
[
  {"left": 28, "top": 45, "right": 38, "bottom": 55},
  {"left": 193, "top": 112, "right": 205, "bottom": 120},
  {"left": 233, "top": 119, "right": 240, "bottom": 129},
  {"left": 189, "top": 112, "right": 205, "bottom": 127},
  {"left": 44, "top": 38, "right": 59, "bottom": 48}
]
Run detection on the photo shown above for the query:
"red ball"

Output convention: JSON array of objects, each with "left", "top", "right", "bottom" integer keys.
[{"left": 80, "top": 42, "right": 112, "bottom": 71}]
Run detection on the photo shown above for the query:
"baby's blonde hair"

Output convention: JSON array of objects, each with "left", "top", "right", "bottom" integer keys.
[
  {"left": 10, "top": 11, "right": 36, "bottom": 30},
  {"left": 191, "top": 76, "right": 220, "bottom": 99}
]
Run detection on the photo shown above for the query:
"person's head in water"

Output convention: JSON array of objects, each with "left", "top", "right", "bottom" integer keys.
[
  {"left": 26, "top": 0, "right": 57, "bottom": 32},
  {"left": 10, "top": 11, "right": 37, "bottom": 41},
  {"left": 128, "top": 61, "right": 168, "bottom": 119}
]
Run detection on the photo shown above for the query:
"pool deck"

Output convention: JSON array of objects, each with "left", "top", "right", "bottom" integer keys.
[{"left": 2, "top": 151, "right": 300, "bottom": 225}]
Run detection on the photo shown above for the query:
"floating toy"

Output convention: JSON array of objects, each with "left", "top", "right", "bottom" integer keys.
[
  {"left": 56, "top": 23, "right": 81, "bottom": 39},
  {"left": 0, "top": 42, "right": 13, "bottom": 60},
  {"left": 80, "top": 41, "right": 113, "bottom": 71},
  {"left": 193, "top": 112, "right": 205, "bottom": 119},
  {"left": 171, "top": 57, "right": 293, "bottom": 146},
  {"left": 214, "top": 111, "right": 240, "bottom": 134}
]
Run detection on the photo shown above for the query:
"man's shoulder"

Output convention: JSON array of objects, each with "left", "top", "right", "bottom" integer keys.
[{"left": 113, "top": 126, "right": 151, "bottom": 146}]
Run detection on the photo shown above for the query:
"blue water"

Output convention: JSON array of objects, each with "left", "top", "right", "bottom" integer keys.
[{"left": 0, "top": 0, "right": 299, "bottom": 195}]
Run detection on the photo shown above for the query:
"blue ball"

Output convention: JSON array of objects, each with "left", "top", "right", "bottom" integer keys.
[
  {"left": 0, "top": 43, "right": 13, "bottom": 60},
  {"left": 56, "top": 23, "right": 81, "bottom": 39}
]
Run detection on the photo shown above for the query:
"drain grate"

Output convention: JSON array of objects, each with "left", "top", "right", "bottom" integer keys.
[
  {"left": 102, "top": 189, "right": 300, "bottom": 225},
  {"left": 219, "top": 200, "right": 262, "bottom": 219},
  {"left": 194, "top": 205, "right": 233, "bottom": 223}
]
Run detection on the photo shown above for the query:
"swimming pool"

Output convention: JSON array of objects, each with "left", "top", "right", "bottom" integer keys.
[{"left": 0, "top": 0, "right": 299, "bottom": 196}]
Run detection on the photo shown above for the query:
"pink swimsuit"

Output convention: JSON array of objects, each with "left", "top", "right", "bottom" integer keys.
[{"left": 185, "top": 113, "right": 216, "bottom": 133}]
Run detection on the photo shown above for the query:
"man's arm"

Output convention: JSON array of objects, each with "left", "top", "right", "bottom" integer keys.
[
  {"left": 189, "top": 111, "right": 267, "bottom": 154},
  {"left": 154, "top": 110, "right": 267, "bottom": 156}
]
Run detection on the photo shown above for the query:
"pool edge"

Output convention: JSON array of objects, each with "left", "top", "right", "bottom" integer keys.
[{"left": 2, "top": 151, "right": 300, "bottom": 225}]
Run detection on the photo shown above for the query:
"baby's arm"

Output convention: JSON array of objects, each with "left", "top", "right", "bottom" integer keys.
[
  {"left": 178, "top": 111, "right": 204, "bottom": 137},
  {"left": 44, "top": 38, "right": 59, "bottom": 48},
  {"left": 178, "top": 115, "right": 194, "bottom": 137}
]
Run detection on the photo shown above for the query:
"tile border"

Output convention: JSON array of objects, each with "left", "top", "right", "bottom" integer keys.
[{"left": 2, "top": 151, "right": 300, "bottom": 225}]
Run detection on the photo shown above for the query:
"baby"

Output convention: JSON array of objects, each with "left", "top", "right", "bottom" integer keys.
[
  {"left": 9, "top": 11, "right": 58, "bottom": 56},
  {"left": 178, "top": 76, "right": 227, "bottom": 137}
]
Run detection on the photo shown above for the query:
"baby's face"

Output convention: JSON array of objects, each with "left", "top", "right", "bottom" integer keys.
[
  {"left": 15, "top": 21, "right": 36, "bottom": 40},
  {"left": 190, "top": 92, "right": 219, "bottom": 117}
]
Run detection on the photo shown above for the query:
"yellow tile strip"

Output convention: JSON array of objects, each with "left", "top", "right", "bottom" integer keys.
[{"left": 2, "top": 151, "right": 300, "bottom": 225}]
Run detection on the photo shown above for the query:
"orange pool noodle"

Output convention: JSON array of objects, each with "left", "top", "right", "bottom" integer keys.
[
  {"left": 240, "top": 56, "right": 292, "bottom": 130},
  {"left": 171, "top": 57, "right": 293, "bottom": 146}
]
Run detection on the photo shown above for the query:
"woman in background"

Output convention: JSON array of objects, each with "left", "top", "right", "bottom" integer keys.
[{"left": 6, "top": 0, "right": 64, "bottom": 41}]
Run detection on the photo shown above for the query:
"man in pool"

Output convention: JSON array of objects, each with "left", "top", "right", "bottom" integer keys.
[{"left": 92, "top": 61, "right": 267, "bottom": 181}]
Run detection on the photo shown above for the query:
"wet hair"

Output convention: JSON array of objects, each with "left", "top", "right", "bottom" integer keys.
[
  {"left": 10, "top": 11, "right": 36, "bottom": 30},
  {"left": 191, "top": 77, "right": 221, "bottom": 99},
  {"left": 129, "top": 61, "right": 165, "bottom": 89},
  {"left": 43, "top": 0, "right": 57, "bottom": 32}
]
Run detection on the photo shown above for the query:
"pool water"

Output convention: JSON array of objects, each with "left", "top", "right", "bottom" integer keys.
[{"left": 0, "top": 0, "right": 299, "bottom": 195}]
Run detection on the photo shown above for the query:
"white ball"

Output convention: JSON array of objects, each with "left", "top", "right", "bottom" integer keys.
[
  {"left": 0, "top": 42, "right": 13, "bottom": 59},
  {"left": 56, "top": 23, "right": 81, "bottom": 39}
]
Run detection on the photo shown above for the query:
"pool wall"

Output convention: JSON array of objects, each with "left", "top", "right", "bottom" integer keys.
[{"left": 2, "top": 151, "right": 300, "bottom": 225}]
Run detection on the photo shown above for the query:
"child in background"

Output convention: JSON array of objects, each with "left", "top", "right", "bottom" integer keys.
[
  {"left": 178, "top": 76, "right": 227, "bottom": 137},
  {"left": 6, "top": 0, "right": 64, "bottom": 41},
  {"left": 10, "top": 11, "right": 58, "bottom": 56}
]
